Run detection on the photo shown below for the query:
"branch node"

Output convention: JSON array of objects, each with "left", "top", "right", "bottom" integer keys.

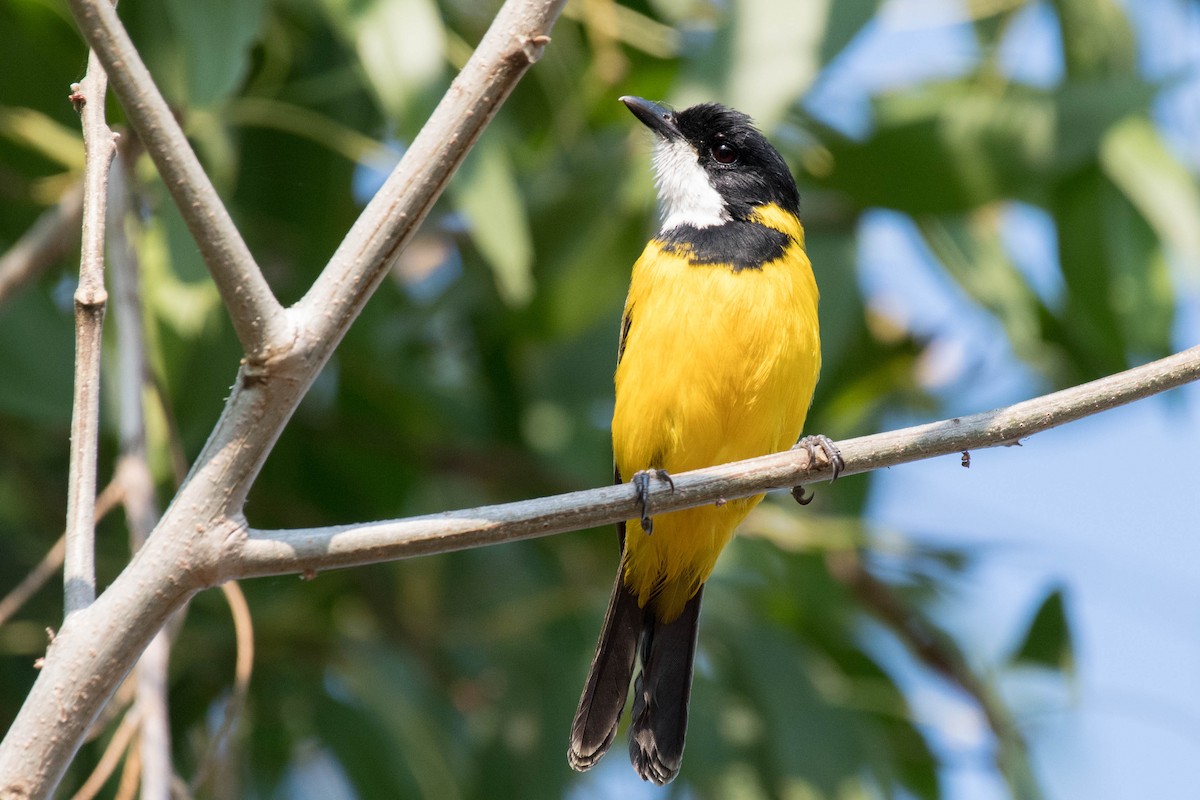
[
  {"left": 74, "top": 287, "right": 109, "bottom": 310},
  {"left": 69, "top": 84, "right": 87, "bottom": 112},
  {"left": 520, "top": 34, "right": 552, "bottom": 62}
]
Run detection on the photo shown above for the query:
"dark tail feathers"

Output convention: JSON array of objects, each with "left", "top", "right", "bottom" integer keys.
[
  {"left": 628, "top": 587, "right": 703, "bottom": 785},
  {"left": 568, "top": 574, "right": 703, "bottom": 786},
  {"left": 568, "top": 571, "right": 643, "bottom": 770}
]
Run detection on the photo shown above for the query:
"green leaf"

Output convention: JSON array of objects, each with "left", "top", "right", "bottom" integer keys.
[
  {"left": 332, "top": 642, "right": 465, "bottom": 800},
  {"left": 1012, "top": 587, "right": 1074, "bottom": 673},
  {"left": 453, "top": 136, "right": 536, "bottom": 307},
  {"left": 915, "top": 213, "right": 1052, "bottom": 371},
  {"left": 0, "top": 288, "right": 73, "bottom": 425},
  {"left": 1052, "top": 78, "right": 1156, "bottom": 172},
  {"left": 1051, "top": 159, "right": 1174, "bottom": 376},
  {"left": 1049, "top": 0, "right": 1135, "bottom": 79},
  {"left": 818, "top": 0, "right": 881, "bottom": 67},
  {"left": 162, "top": 0, "right": 266, "bottom": 108},
  {"left": 816, "top": 82, "right": 1055, "bottom": 213},
  {"left": 320, "top": 0, "right": 445, "bottom": 119},
  {"left": 676, "top": 0, "right": 829, "bottom": 126},
  {"left": 813, "top": 76, "right": 1154, "bottom": 214},
  {"left": 1101, "top": 115, "right": 1200, "bottom": 265}
]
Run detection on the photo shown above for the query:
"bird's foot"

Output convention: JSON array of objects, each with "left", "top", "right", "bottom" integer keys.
[
  {"left": 631, "top": 469, "right": 674, "bottom": 535},
  {"left": 790, "top": 434, "right": 844, "bottom": 506}
]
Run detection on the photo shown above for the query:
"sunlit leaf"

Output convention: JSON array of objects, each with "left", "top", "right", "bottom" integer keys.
[
  {"left": 162, "top": 0, "right": 266, "bottom": 108},
  {"left": 1049, "top": 0, "right": 1135, "bottom": 79},
  {"left": 321, "top": 0, "right": 446, "bottom": 119},
  {"left": 1101, "top": 115, "right": 1200, "bottom": 265},
  {"left": 453, "top": 136, "right": 536, "bottom": 307}
]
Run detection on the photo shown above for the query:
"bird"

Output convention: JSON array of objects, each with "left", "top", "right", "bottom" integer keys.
[{"left": 567, "top": 96, "right": 841, "bottom": 785}]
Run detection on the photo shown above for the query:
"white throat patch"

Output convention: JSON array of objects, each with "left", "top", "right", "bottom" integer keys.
[{"left": 651, "top": 137, "right": 728, "bottom": 231}]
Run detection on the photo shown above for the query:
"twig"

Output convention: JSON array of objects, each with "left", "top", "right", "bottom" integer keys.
[
  {"left": 133, "top": 635, "right": 171, "bottom": 799},
  {"left": 63, "top": 48, "right": 118, "bottom": 616},
  {"left": 235, "top": 342, "right": 1200, "bottom": 579},
  {"left": 70, "top": 707, "right": 141, "bottom": 800},
  {"left": 108, "top": 146, "right": 174, "bottom": 800},
  {"left": 61, "top": 0, "right": 284, "bottom": 357},
  {"left": 0, "top": 182, "right": 84, "bottom": 306},
  {"left": 113, "top": 736, "right": 141, "bottom": 800},
  {"left": 189, "top": 581, "right": 254, "bottom": 794},
  {"left": 0, "top": 477, "right": 123, "bottom": 628}
]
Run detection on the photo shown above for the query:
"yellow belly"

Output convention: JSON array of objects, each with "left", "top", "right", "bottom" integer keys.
[{"left": 613, "top": 207, "right": 821, "bottom": 622}]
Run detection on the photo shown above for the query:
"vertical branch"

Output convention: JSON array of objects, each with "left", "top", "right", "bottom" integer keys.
[
  {"left": 108, "top": 150, "right": 173, "bottom": 800},
  {"left": 63, "top": 49, "right": 118, "bottom": 616}
]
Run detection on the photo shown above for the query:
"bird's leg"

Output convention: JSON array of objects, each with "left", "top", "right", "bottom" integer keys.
[
  {"left": 790, "top": 434, "right": 844, "bottom": 505},
  {"left": 632, "top": 469, "right": 674, "bottom": 535}
]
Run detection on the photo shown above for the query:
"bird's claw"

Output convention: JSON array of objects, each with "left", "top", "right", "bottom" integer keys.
[
  {"left": 791, "top": 485, "right": 814, "bottom": 505},
  {"left": 632, "top": 469, "right": 673, "bottom": 535},
  {"left": 790, "top": 434, "right": 843, "bottom": 505}
]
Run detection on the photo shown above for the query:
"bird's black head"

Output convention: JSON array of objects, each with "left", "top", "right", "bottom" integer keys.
[{"left": 621, "top": 96, "right": 800, "bottom": 230}]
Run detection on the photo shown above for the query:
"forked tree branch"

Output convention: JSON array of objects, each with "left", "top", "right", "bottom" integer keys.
[
  {"left": 0, "top": 2, "right": 568, "bottom": 796},
  {"left": 233, "top": 342, "right": 1200, "bottom": 579},
  {"left": 62, "top": 0, "right": 285, "bottom": 357}
]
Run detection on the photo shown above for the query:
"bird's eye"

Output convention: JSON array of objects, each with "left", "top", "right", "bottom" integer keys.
[{"left": 711, "top": 142, "right": 739, "bottom": 164}]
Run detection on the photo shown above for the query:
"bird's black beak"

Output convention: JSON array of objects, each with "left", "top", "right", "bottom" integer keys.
[{"left": 620, "top": 96, "right": 681, "bottom": 140}]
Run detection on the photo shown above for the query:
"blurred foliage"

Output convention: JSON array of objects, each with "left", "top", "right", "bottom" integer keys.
[{"left": 1, "top": 0, "right": 1197, "bottom": 798}]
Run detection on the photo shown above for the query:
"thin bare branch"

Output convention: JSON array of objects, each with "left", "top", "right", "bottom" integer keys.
[
  {"left": 189, "top": 581, "right": 254, "bottom": 794},
  {"left": 70, "top": 707, "right": 141, "bottom": 800},
  {"left": 113, "top": 737, "right": 141, "bottom": 800},
  {"left": 61, "top": 0, "right": 285, "bottom": 357},
  {"left": 108, "top": 148, "right": 174, "bottom": 800},
  {"left": 0, "top": 478, "right": 123, "bottom": 628},
  {"left": 0, "top": 182, "right": 83, "bottom": 306},
  {"left": 133, "top": 636, "right": 171, "bottom": 800},
  {"left": 63, "top": 50, "right": 117, "bottom": 617},
  {"left": 236, "top": 343, "right": 1200, "bottom": 579},
  {"left": 0, "top": 538, "right": 66, "bottom": 629}
]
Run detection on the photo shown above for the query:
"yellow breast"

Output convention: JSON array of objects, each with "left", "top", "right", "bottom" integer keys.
[{"left": 612, "top": 204, "right": 821, "bottom": 621}]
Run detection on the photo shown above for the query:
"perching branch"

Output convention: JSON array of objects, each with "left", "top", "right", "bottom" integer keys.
[
  {"left": 233, "top": 342, "right": 1200, "bottom": 579},
  {"left": 62, "top": 51, "right": 116, "bottom": 617},
  {"left": 62, "top": 0, "right": 285, "bottom": 357}
]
